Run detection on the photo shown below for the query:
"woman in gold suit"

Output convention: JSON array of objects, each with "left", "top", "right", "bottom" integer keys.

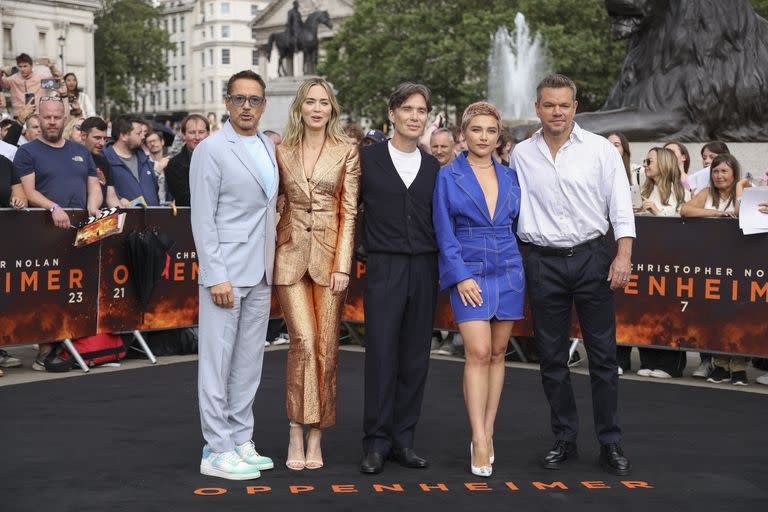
[{"left": 274, "top": 78, "right": 360, "bottom": 470}]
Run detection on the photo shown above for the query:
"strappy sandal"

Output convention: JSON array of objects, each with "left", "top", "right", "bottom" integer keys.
[
  {"left": 286, "top": 421, "right": 305, "bottom": 471},
  {"left": 304, "top": 427, "right": 324, "bottom": 470}
]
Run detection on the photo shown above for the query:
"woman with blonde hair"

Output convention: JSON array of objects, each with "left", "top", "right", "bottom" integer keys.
[
  {"left": 433, "top": 101, "right": 524, "bottom": 477},
  {"left": 639, "top": 147, "right": 687, "bottom": 216},
  {"left": 636, "top": 147, "right": 689, "bottom": 379},
  {"left": 274, "top": 77, "right": 360, "bottom": 470}
]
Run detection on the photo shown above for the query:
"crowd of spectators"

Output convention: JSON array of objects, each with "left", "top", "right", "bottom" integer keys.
[{"left": 1, "top": 50, "right": 766, "bottom": 385}]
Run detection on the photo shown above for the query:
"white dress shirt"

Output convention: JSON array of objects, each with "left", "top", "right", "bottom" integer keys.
[
  {"left": 388, "top": 141, "right": 421, "bottom": 188},
  {"left": 512, "top": 123, "right": 636, "bottom": 247}
]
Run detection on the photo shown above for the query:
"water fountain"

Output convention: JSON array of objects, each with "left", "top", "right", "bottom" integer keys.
[{"left": 487, "top": 12, "right": 552, "bottom": 122}]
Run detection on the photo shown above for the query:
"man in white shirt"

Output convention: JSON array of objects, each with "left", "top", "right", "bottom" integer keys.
[{"left": 512, "top": 74, "right": 635, "bottom": 476}]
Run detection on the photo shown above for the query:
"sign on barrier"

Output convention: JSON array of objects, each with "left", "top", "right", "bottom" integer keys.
[{"left": 0, "top": 209, "right": 766, "bottom": 356}]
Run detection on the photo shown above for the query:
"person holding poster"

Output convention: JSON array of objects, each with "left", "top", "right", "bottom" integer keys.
[
  {"left": 512, "top": 74, "right": 635, "bottom": 476},
  {"left": 433, "top": 101, "right": 524, "bottom": 477},
  {"left": 190, "top": 70, "right": 278, "bottom": 481},
  {"left": 273, "top": 78, "right": 360, "bottom": 470}
]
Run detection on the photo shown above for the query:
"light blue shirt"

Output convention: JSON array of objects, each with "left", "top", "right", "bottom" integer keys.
[{"left": 239, "top": 134, "right": 275, "bottom": 196}]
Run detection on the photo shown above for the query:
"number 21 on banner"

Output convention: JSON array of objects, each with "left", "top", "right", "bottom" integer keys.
[{"left": 680, "top": 301, "right": 689, "bottom": 312}]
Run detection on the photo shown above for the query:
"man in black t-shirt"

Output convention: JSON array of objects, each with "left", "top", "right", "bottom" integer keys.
[{"left": 80, "top": 117, "right": 121, "bottom": 209}]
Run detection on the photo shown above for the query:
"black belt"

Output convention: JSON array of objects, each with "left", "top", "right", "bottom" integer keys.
[{"left": 529, "top": 236, "right": 605, "bottom": 257}]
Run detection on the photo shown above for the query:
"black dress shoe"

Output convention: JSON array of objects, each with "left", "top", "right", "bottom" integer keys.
[
  {"left": 360, "top": 452, "right": 385, "bottom": 474},
  {"left": 392, "top": 447, "right": 429, "bottom": 469},
  {"left": 542, "top": 440, "right": 578, "bottom": 469},
  {"left": 599, "top": 443, "right": 631, "bottom": 476}
]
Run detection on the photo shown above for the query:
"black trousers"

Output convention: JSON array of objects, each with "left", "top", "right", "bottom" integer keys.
[
  {"left": 525, "top": 241, "right": 621, "bottom": 445},
  {"left": 362, "top": 252, "right": 438, "bottom": 454}
]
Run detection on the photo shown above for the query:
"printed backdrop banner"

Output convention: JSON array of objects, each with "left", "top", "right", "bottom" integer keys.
[
  {"left": 0, "top": 209, "right": 98, "bottom": 344},
  {"left": 1, "top": 211, "right": 766, "bottom": 355}
]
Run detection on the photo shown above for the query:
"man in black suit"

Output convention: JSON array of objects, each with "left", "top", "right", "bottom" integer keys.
[
  {"left": 359, "top": 83, "right": 440, "bottom": 475},
  {"left": 165, "top": 114, "right": 209, "bottom": 206}
]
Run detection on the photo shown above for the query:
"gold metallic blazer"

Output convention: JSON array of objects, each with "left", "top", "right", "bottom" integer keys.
[{"left": 273, "top": 141, "right": 361, "bottom": 286}]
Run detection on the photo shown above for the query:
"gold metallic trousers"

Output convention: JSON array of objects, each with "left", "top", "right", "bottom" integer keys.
[{"left": 276, "top": 272, "right": 346, "bottom": 429}]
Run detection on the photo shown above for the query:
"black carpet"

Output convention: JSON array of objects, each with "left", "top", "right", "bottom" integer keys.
[{"left": 2, "top": 349, "right": 767, "bottom": 512}]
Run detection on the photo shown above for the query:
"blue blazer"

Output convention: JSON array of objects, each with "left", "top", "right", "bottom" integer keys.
[{"left": 433, "top": 152, "right": 524, "bottom": 322}]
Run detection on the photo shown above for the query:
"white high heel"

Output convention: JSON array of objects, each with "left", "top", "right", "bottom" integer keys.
[
  {"left": 490, "top": 439, "right": 495, "bottom": 465},
  {"left": 470, "top": 443, "right": 492, "bottom": 477}
]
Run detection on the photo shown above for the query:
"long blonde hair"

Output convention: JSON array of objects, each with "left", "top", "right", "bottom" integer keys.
[
  {"left": 641, "top": 147, "right": 686, "bottom": 211},
  {"left": 282, "top": 78, "right": 348, "bottom": 147}
]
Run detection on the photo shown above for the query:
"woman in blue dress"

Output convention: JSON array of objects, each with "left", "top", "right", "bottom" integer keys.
[{"left": 433, "top": 102, "right": 524, "bottom": 477}]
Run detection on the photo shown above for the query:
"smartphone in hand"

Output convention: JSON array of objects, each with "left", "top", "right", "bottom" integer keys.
[{"left": 24, "top": 92, "right": 36, "bottom": 104}]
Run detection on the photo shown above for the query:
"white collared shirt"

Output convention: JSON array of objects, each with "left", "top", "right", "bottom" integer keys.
[{"left": 512, "top": 123, "right": 636, "bottom": 247}]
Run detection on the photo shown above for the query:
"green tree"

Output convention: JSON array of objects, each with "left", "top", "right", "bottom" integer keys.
[
  {"left": 752, "top": 0, "right": 768, "bottom": 17},
  {"left": 320, "top": 0, "right": 624, "bottom": 123},
  {"left": 94, "top": 0, "right": 174, "bottom": 115},
  {"left": 516, "top": 0, "right": 625, "bottom": 111}
]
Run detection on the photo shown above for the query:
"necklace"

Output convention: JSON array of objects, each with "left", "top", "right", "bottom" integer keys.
[{"left": 468, "top": 160, "right": 494, "bottom": 169}]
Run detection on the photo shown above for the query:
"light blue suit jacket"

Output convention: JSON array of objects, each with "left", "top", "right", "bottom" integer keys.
[{"left": 190, "top": 121, "right": 279, "bottom": 288}]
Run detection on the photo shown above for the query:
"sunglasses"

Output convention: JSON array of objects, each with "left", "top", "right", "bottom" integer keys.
[
  {"left": 226, "top": 94, "right": 265, "bottom": 107},
  {"left": 642, "top": 159, "right": 653, "bottom": 166},
  {"left": 39, "top": 96, "right": 63, "bottom": 102}
]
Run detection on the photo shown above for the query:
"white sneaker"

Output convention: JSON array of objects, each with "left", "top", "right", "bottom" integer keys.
[
  {"left": 0, "top": 349, "right": 22, "bottom": 368},
  {"left": 756, "top": 374, "right": 768, "bottom": 386},
  {"left": 636, "top": 369, "right": 652, "bottom": 377},
  {"left": 200, "top": 447, "right": 261, "bottom": 480},
  {"left": 272, "top": 333, "right": 289, "bottom": 346},
  {"left": 235, "top": 441, "right": 274, "bottom": 470},
  {"left": 435, "top": 340, "right": 455, "bottom": 356},
  {"left": 692, "top": 360, "right": 713, "bottom": 378},
  {"left": 650, "top": 369, "right": 672, "bottom": 379},
  {"left": 618, "top": 366, "right": 624, "bottom": 376}
]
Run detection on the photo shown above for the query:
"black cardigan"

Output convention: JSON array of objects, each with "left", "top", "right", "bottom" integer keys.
[{"left": 360, "top": 141, "right": 439, "bottom": 255}]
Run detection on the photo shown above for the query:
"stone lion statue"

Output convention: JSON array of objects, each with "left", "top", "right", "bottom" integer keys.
[{"left": 576, "top": 0, "right": 768, "bottom": 141}]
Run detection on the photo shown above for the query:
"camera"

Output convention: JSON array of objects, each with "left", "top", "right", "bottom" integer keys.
[{"left": 41, "top": 78, "right": 60, "bottom": 90}]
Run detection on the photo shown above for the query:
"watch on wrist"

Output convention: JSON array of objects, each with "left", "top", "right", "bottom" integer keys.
[{"left": 50, "top": 204, "right": 59, "bottom": 213}]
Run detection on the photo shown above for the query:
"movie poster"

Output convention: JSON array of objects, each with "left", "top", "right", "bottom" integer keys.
[{"left": 0, "top": 210, "right": 99, "bottom": 344}]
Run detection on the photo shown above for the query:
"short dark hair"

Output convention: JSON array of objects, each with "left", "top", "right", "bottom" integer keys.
[
  {"left": 181, "top": 113, "right": 210, "bottom": 134},
  {"left": 111, "top": 114, "right": 143, "bottom": 140},
  {"left": 226, "top": 70, "right": 266, "bottom": 96},
  {"left": 388, "top": 82, "right": 432, "bottom": 112},
  {"left": 16, "top": 53, "right": 33, "bottom": 66},
  {"left": 145, "top": 130, "right": 164, "bottom": 143},
  {"left": 701, "top": 141, "right": 730, "bottom": 156},
  {"left": 80, "top": 116, "right": 108, "bottom": 134},
  {"left": 536, "top": 73, "right": 577, "bottom": 102},
  {"left": 0, "top": 119, "right": 13, "bottom": 129}
]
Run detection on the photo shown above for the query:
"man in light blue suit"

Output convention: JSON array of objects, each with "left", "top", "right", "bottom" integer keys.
[{"left": 190, "top": 70, "right": 278, "bottom": 480}]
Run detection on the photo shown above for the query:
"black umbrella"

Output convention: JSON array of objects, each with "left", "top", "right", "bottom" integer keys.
[
  {"left": 151, "top": 121, "right": 177, "bottom": 147},
  {"left": 125, "top": 227, "right": 174, "bottom": 311}
]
